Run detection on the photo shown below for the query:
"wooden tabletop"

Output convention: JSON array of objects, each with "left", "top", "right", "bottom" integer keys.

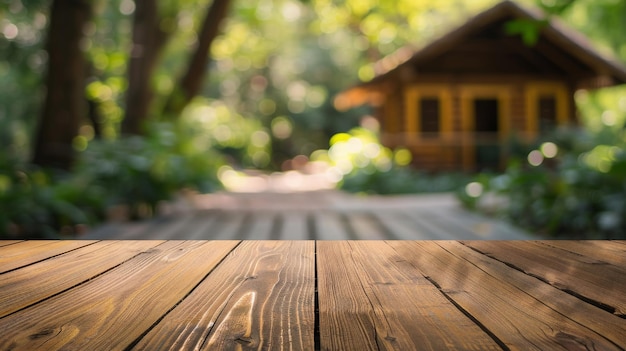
[{"left": 1, "top": 240, "right": 624, "bottom": 350}]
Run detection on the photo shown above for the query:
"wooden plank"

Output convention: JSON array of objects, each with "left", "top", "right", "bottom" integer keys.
[
  {"left": 0, "top": 240, "right": 23, "bottom": 247},
  {"left": 388, "top": 241, "right": 624, "bottom": 350},
  {"left": 183, "top": 212, "right": 222, "bottom": 239},
  {"left": 0, "top": 240, "right": 96, "bottom": 274},
  {"left": 417, "top": 210, "right": 484, "bottom": 240},
  {"left": 312, "top": 212, "right": 351, "bottom": 240},
  {"left": 0, "top": 241, "right": 239, "bottom": 350},
  {"left": 279, "top": 211, "right": 309, "bottom": 240},
  {"left": 242, "top": 212, "right": 275, "bottom": 240},
  {"left": 82, "top": 222, "right": 148, "bottom": 239},
  {"left": 344, "top": 212, "right": 388, "bottom": 240},
  {"left": 538, "top": 240, "right": 626, "bottom": 268},
  {"left": 463, "top": 240, "right": 626, "bottom": 316},
  {"left": 144, "top": 215, "right": 199, "bottom": 240},
  {"left": 317, "top": 241, "right": 501, "bottom": 350},
  {"left": 397, "top": 210, "right": 459, "bottom": 239},
  {"left": 210, "top": 212, "right": 249, "bottom": 240},
  {"left": 316, "top": 241, "right": 382, "bottom": 351},
  {"left": 450, "top": 241, "right": 626, "bottom": 348},
  {"left": 132, "top": 241, "right": 315, "bottom": 350},
  {"left": 373, "top": 211, "right": 428, "bottom": 240},
  {"left": 447, "top": 208, "right": 532, "bottom": 240},
  {"left": 0, "top": 241, "right": 162, "bottom": 318},
  {"left": 107, "top": 214, "right": 214, "bottom": 240}
]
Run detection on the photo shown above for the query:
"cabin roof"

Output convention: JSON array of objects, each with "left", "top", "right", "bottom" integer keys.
[{"left": 337, "top": 1, "right": 626, "bottom": 109}]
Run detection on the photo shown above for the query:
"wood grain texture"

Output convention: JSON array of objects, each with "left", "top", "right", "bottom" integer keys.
[
  {"left": 0, "top": 240, "right": 162, "bottom": 317},
  {"left": 1, "top": 240, "right": 623, "bottom": 350},
  {"left": 0, "top": 240, "right": 23, "bottom": 247},
  {"left": 450, "top": 241, "right": 626, "bottom": 349},
  {"left": 463, "top": 240, "right": 626, "bottom": 316},
  {"left": 0, "top": 240, "right": 96, "bottom": 273},
  {"left": 132, "top": 240, "right": 315, "bottom": 350},
  {"left": 537, "top": 240, "right": 626, "bottom": 268},
  {"left": 0, "top": 240, "right": 239, "bottom": 351},
  {"left": 317, "top": 241, "right": 501, "bottom": 350},
  {"left": 388, "top": 241, "right": 624, "bottom": 350}
]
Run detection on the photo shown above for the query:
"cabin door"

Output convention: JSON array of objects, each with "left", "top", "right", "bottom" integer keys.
[{"left": 473, "top": 99, "right": 500, "bottom": 171}]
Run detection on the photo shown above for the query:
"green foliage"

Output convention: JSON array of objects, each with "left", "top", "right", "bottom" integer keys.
[
  {"left": 341, "top": 166, "right": 468, "bottom": 195},
  {"left": 1, "top": 117, "right": 227, "bottom": 238},
  {"left": 504, "top": 18, "right": 548, "bottom": 45},
  {"left": 313, "top": 126, "right": 468, "bottom": 195},
  {"left": 0, "top": 0, "right": 49, "bottom": 159},
  {"left": 0, "top": 154, "right": 105, "bottom": 239},
  {"left": 74, "top": 119, "right": 225, "bottom": 219},
  {"left": 459, "top": 127, "right": 626, "bottom": 238}
]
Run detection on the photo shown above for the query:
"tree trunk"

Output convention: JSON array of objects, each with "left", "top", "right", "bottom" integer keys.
[
  {"left": 122, "top": 0, "right": 168, "bottom": 135},
  {"left": 32, "top": 0, "right": 91, "bottom": 169},
  {"left": 162, "top": 0, "right": 232, "bottom": 118}
]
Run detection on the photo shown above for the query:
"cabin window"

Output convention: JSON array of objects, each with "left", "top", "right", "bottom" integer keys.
[
  {"left": 473, "top": 99, "right": 499, "bottom": 133},
  {"left": 538, "top": 95, "right": 557, "bottom": 133},
  {"left": 419, "top": 97, "right": 440, "bottom": 136},
  {"left": 525, "top": 83, "right": 569, "bottom": 138},
  {"left": 404, "top": 85, "right": 451, "bottom": 140}
]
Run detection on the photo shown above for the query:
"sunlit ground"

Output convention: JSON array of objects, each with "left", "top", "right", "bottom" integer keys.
[{"left": 216, "top": 161, "right": 338, "bottom": 193}]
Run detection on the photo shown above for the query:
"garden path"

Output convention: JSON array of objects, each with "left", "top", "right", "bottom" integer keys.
[{"left": 85, "top": 185, "right": 535, "bottom": 240}]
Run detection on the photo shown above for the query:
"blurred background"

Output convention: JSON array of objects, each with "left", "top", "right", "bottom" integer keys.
[{"left": 1, "top": 0, "right": 625, "bottom": 239}]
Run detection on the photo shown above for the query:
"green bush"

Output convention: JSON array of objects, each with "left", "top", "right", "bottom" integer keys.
[
  {"left": 459, "top": 127, "right": 626, "bottom": 239},
  {"left": 74, "top": 121, "right": 225, "bottom": 219},
  {"left": 313, "top": 127, "right": 469, "bottom": 195},
  {"left": 0, "top": 155, "right": 105, "bottom": 239},
  {"left": 1, "top": 119, "right": 226, "bottom": 238}
]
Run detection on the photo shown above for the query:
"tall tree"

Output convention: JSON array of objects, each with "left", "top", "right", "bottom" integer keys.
[
  {"left": 122, "top": 0, "right": 231, "bottom": 134},
  {"left": 162, "top": 0, "right": 232, "bottom": 118},
  {"left": 121, "top": 0, "right": 169, "bottom": 135},
  {"left": 32, "top": 0, "right": 91, "bottom": 169}
]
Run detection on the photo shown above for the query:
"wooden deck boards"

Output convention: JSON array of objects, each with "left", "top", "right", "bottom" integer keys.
[
  {"left": 1, "top": 240, "right": 624, "bottom": 350},
  {"left": 85, "top": 191, "right": 534, "bottom": 240}
]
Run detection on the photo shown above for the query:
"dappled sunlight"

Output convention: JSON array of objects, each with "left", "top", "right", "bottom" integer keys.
[
  {"left": 217, "top": 162, "right": 338, "bottom": 193},
  {"left": 316, "top": 127, "right": 399, "bottom": 177},
  {"left": 3, "top": 0, "right": 626, "bottom": 239}
]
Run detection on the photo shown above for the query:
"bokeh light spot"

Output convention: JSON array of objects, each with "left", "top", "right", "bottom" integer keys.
[
  {"left": 528, "top": 150, "right": 544, "bottom": 166},
  {"left": 465, "top": 182, "right": 483, "bottom": 198},
  {"left": 394, "top": 149, "right": 412, "bottom": 166},
  {"left": 3, "top": 23, "right": 18, "bottom": 40},
  {"left": 271, "top": 116, "right": 293, "bottom": 139},
  {"left": 540, "top": 142, "right": 558, "bottom": 158}
]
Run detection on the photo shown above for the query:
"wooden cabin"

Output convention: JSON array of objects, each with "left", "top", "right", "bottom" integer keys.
[{"left": 336, "top": 1, "right": 626, "bottom": 172}]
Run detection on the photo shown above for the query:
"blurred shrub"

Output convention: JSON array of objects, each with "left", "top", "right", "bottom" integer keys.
[
  {"left": 1, "top": 118, "right": 227, "bottom": 238},
  {"left": 179, "top": 99, "right": 271, "bottom": 169},
  {"left": 313, "top": 127, "right": 469, "bottom": 194},
  {"left": 74, "top": 121, "right": 225, "bottom": 219},
  {"left": 458, "top": 127, "right": 626, "bottom": 239},
  {"left": 0, "top": 154, "right": 105, "bottom": 238}
]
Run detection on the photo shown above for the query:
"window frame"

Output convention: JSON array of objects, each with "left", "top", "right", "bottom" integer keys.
[
  {"left": 525, "top": 82, "right": 569, "bottom": 138},
  {"left": 403, "top": 85, "right": 452, "bottom": 141}
]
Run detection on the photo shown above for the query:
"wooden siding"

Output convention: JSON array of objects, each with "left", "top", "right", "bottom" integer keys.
[{"left": 376, "top": 75, "right": 578, "bottom": 171}]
